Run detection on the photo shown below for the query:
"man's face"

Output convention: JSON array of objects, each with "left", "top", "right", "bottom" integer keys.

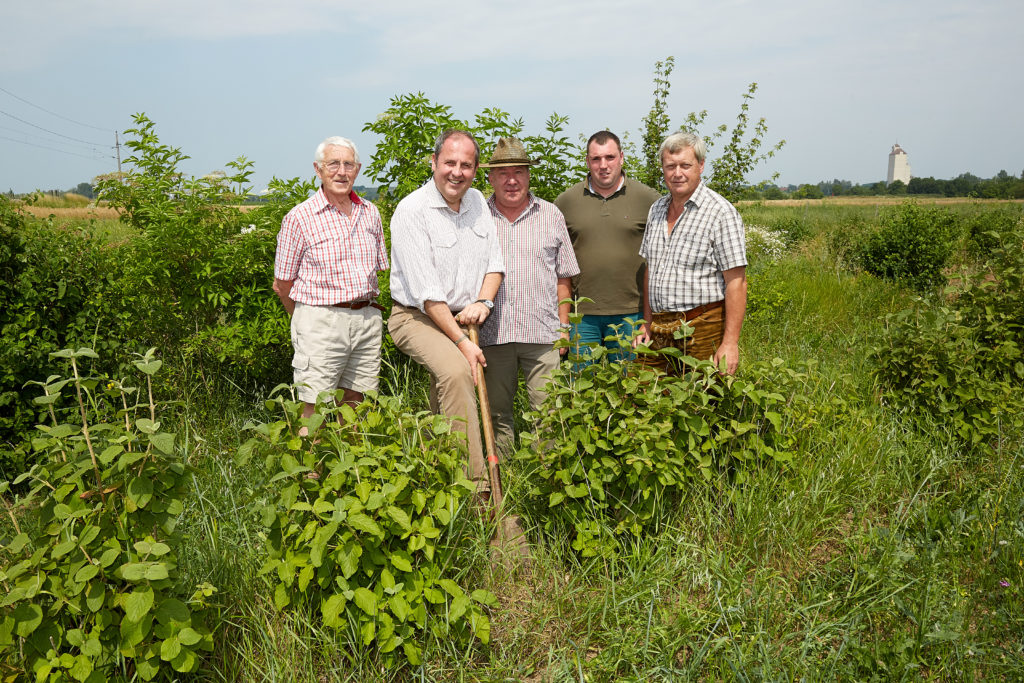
[
  {"left": 430, "top": 134, "right": 478, "bottom": 209},
  {"left": 586, "top": 139, "right": 624, "bottom": 195},
  {"left": 488, "top": 165, "right": 530, "bottom": 214},
  {"left": 315, "top": 145, "right": 360, "bottom": 202},
  {"left": 661, "top": 146, "right": 705, "bottom": 201}
]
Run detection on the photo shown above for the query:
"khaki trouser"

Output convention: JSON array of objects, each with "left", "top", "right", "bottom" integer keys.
[
  {"left": 640, "top": 305, "right": 725, "bottom": 375},
  {"left": 387, "top": 305, "right": 488, "bottom": 492},
  {"left": 481, "top": 342, "right": 559, "bottom": 454}
]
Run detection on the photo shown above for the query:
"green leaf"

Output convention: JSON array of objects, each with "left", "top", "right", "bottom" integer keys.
[
  {"left": 127, "top": 476, "right": 154, "bottom": 508},
  {"left": 450, "top": 594, "right": 469, "bottom": 621},
  {"left": 135, "top": 418, "right": 161, "bottom": 434},
  {"left": 121, "top": 563, "right": 148, "bottom": 581},
  {"left": 145, "top": 563, "right": 170, "bottom": 581},
  {"left": 171, "top": 646, "right": 198, "bottom": 673},
  {"left": 74, "top": 564, "right": 100, "bottom": 583},
  {"left": 389, "top": 550, "right": 413, "bottom": 573},
  {"left": 322, "top": 593, "right": 346, "bottom": 628},
  {"left": 348, "top": 512, "right": 383, "bottom": 538},
  {"left": 69, "top": 654, "right": 93, "bottom": 682},
  {"left": 135, "top": 656, "right": 160, "bottom": 681},
  {"left": 385, "top": 505, "right": 412, "bottom": 531},
  {"left": 160, "top": 634, "right": 181, "bottom": 661},
  {"left": 149, "top": 432, "right": 175, "bottom": 454},
  {"left": 274, "top": 583, "right": 290, "bottom": 610},
  {"left": 12, "top": 603, "right": 43, "bottom": 636},
  {"left": 353, "top": 587, "right": 378, "bottom": 616},
  {"left": 154, "top": 598, "right": 190, "bottom": 626},
  {"left": 124, "top": 588, "right": 155, "bottom": 622},
  {"left": 178, "top": 627, "right": 202, "bottom": 646},
  {"left": 310, "top": 522, "right": 339, "bottom": 567},
  {"left": 85, "top": 582, "right": 105, "bottom": 612}
]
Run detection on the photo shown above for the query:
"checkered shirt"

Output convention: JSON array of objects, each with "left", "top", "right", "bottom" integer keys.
[
  {"left": 639, "top": 182, "right": 747, "bottom": 312},
  {"left": 480, "top": 194, "right": 580, "bottom": 346},
  {"left": 389, "top": 181, "right": 505, "bottom": 313},
  {"left": 274, "top": 188, "right": 388, "bottom": 305}
]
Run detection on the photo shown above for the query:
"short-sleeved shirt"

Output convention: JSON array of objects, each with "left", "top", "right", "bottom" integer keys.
[
  {"left": 274, "top": 188, "right": 388, "bottom": 305},
  {"left": 554, "top": 176, "right": 662, "bottom": 316},
  {"left": 389, "top": 181, "right": 505, "bottom": 312},
  {"left": 640, "top": 182, "right": 747, "bottom": 312},
  {"left": 480, "top": 193, "right": 580, "bottom": 346}
]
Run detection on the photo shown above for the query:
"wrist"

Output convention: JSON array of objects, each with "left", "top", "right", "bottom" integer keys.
[{"left": 454, "top": 333, "right": 470, "bottom": 346}]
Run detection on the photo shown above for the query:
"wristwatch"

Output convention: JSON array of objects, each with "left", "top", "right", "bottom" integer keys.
[{"left": 475, "top": 299, "right": 494, "bottom": 310}]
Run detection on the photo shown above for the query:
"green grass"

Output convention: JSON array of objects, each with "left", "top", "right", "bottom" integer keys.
[{"left": 3, "top": 201, "right": 1023, "bottom": 681}]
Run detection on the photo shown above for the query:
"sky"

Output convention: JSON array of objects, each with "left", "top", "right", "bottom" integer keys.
[{"left": 1, "top": 0, "right": 1021, "bottom": 195}]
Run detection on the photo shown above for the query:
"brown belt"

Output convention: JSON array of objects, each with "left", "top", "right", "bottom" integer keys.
[
  {"left": 681, "top": 300, "right": 723, "bottom": 322},
  {"left": 331, "top": 300, "right": 384, "bottom": 312}
]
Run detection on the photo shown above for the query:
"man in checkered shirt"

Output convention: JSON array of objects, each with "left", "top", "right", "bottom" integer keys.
[
  {"left": 273, "top": 136, "right": 388, "bottom": 425},
  {"left": 635, "top": 132, "right": 748, "bottom": 375},
  {"left": 478, "top": 137, "right": 580, "bottom": 452}
]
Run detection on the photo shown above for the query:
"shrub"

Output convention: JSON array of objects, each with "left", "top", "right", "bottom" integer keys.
[
  {"left": 0, "top": 349, "right": 213, "bottom": 681},
  {"left": 856, "top": 201, "right": 960, "bottom": 292},
  {"left": 248, "top": 392, "right": 495, "bottom": 667},
  {"left": 516, "top": 338, "right": 798, "bottom": 558},
  {"left": 0, "top": 199, "right": 124, "bottom": 475}
]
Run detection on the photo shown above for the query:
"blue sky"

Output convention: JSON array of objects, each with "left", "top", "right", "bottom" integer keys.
[{"left": 2, "top": 0, "right": 1021, "bottom": 194}]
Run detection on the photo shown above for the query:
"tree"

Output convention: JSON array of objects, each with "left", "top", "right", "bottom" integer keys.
[{"left": 637, "top": 57, "right": 675, "bottom": 189}]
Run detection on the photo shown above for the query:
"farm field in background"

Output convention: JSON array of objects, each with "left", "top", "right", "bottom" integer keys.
[{"left": 2, "top": 167, "right": 1023, "bottom": 681}]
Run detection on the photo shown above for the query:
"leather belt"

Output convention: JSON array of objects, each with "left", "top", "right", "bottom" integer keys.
[
  {"left": 681, "top": 300, "right": 724, "bottom": 322},
  {"left": 331, "top": 300, "right": 384, "bottom": 312}
]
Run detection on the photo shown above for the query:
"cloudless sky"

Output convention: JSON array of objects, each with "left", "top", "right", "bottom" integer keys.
[{"left": 2, "top": 0, "right": 1021, "bottom": 194}]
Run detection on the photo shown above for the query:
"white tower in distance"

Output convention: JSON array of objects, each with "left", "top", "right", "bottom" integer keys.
[{"left": 887, "top": 143, "right": 911, "bottom": 185}]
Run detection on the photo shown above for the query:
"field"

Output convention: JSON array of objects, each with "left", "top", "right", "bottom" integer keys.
[{"left": 2, "top": 191, "right": 1023, "bottom": 682}]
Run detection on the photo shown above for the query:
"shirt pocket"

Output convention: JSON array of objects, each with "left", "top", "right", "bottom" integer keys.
[{"left": 432, "top": 226, "right": 458, "bottom": 250}]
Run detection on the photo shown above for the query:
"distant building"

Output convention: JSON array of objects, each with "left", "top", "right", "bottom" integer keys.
[{"left": 887, "top": 143, "right": 911, "bottom": 185}]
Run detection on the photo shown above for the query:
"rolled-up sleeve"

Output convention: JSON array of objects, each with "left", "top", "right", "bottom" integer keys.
[{"left": 274, "top": 214, "right": 304, "bottom": 281}]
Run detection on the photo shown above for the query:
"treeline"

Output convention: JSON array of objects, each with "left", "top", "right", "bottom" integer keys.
[{"left": 761, "top": 170, "right": 1024, "bottom": 200}]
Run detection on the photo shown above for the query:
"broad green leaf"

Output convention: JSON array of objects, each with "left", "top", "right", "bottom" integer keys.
[
  {"left": 154, "top": 598, "right": 190, "bottom": 626},
  {"left": 178, "top": 627, "right": 202, "bottom": 646},
  {"left": 389, "top": 594, "right": 411, "bottom": 622},
  {"left": 389, "top": 550, "right": 413, "bottom": 573},
  {"left": 470, "top": 612, "right": 491, "bottom": 643},
  {"left": 360, "top": 619, "right": 375, "bottom": 645},
  {"left": 149, "top": 432, "right": 175, "bottom": 454},
  {"left": 450, "top": 594, "right": 469, "bottom": 621},
  {"left": 322, "top": 593, "right": 346, "bottom": 628},
  {"left": 353, "top": 587, "right": 378, "bottom": 616},
  {"left": 12, "top": 603, "right": 42, "bottom": 636},
  {"left": 135, "top": 418, "right": 160, "bottom": 434},
  {"left": 160, "top": 634, "right": 181, "bottom": 661},
  {"left": 121, "top": 563, "right": 147, "bottom": 581},
  {"left": 310, "top": 522, "right": 339, "bottom": 567},
  {"left": 74, "top": 564, "right": 99, "bottom": 583},
  {"left": 274, "top": 583, "right": 290, "bottom": 610},
  {"left": 119, "top": 613, "right": 152, "bottom": 648},
  {"left": 145, "top": 563, "right": 170, "bottom": 581},
  {"left": 85, "top": 582, "right": 105, "bottom": 612},
  {"left": 127, "top": 476, "right": 154, "bottom": 508},
  {"left": 124, "top": 588, "right": 155, "bottom": 622},
  {"left": 69, "top": 654, "right": 93, "bottom": 682},
  {"left": 171, "top": 647, "right": 198, "bottom": 673},
  {"left": 385, "top": 505, "right": 412, "bottom": 531},
  {"left": 135, "top": 656, "right": 160, "bottom": 681},
  {"left": 347, "top": 512, "right": 383, "bottom": 538}
]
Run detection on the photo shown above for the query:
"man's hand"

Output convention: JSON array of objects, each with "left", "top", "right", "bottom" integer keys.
[
  {"left": 457, "top": 337, "right": 486, "bottom": 385},
  {"left": 713, "top": 341, "right": 740, "bottom": 375},
  {"left": 559, "top": 329, "right": 570, "bottom": 356},
  {"left": 454, "top": 302, "right": 490, "bottom": 326},
  {"left": 633, "top": 322, "right": 652, "bottom": 348}
]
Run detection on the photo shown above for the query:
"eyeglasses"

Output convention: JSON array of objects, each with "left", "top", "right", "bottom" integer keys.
[{"left": 321, "top": 160, "right": 357, "bottom": 173}]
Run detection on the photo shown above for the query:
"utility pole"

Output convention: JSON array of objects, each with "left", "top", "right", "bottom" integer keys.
[{"left": 115, "top": 131, "right": 122, "bottom": 176}]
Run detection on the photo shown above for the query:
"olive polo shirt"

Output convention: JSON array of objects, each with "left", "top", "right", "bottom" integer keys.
[{"left": 554, "top": 176, "right": 662, "bottom": 316}]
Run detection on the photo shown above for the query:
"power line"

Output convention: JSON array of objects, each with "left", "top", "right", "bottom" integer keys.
[
  {"left": 0, "top": 123, "right": 110, "bottom": 153},
  {"left": 0, "top": 108, "right": 112, "bottom": 147},
  {"left": 0, "top": 85, "right": 111, "bottom": 132},
  {"left": 0, "top": 134, "right": 113, "bottom": 161}
]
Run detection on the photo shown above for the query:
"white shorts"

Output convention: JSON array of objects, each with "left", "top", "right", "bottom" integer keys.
[{"left": 290, "top": 302, "right": 383, "bottom": 403}]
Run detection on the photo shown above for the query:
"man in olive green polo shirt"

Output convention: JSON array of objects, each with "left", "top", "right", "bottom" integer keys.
[{"left": 554, "top": 130, "right": 661, "bottom": 362}]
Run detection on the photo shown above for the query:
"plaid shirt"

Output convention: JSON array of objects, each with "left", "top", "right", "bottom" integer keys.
[
  {"left": 390, "top": 181, "right": 505, "bottom": 312},
  {"left": 274, "top": 188, "right": 388, "bottom": 305},
  {"left": 640, "top": 182, "right": 747, "bottom": 312},
  {"left": 480, "top": 194, "right": 580, "bottom": 346}
]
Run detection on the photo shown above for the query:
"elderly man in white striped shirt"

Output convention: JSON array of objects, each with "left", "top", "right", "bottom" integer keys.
[
  {"left": 388, "top": 130, "right": 505, "bottom": 498},
  {"left": 479, "top": 137, "right": 580, "bottom": 452}
]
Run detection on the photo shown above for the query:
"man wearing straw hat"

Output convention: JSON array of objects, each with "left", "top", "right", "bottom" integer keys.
[
  {"left": 479, "top": 137, "right": 580, "bottom": 452},
  {"left": 388, "top": 129, "right": 505, "bottom": 499}
]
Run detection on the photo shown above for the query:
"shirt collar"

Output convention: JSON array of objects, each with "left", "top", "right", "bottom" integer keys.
[
  {"left": 585, "top": 174, "right": 627, "bottom": 199},
  {"left": 313, "top": 186, "right": 364, "bottom": 213},
  {"left": 486, "top": 191, "right": 538, "bottom": 223}
]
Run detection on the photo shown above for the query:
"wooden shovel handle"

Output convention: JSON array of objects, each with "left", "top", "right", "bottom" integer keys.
[{"left": 468, "top": 324, "right": 504, "bottom": 508}]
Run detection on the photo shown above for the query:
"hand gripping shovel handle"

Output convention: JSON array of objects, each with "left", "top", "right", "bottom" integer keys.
[{"left": 468, "top": 324, "right": 504, "bottom": 510}]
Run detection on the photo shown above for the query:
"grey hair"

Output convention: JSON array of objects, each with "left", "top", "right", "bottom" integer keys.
[
  {"left": 433, "top": 129, "right": 480, "bottom": 166},
  {"left": 659, "top": 132, "right": 707, "bottom": 164},
  {"left": 314, "top": 136, "right": 360, "bottom": 166}
]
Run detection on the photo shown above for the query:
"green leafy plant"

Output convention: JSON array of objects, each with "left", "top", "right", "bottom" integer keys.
[
  {"left": 856, "top": 201, "right": 960, "bottom": 292},
  {"left": 0, "top": 348, "right": 213, "bottom": 681},
  {"left": 516, "top": 321, "right": 797, "bottom": 558},
  {"left": 249, "top": 391, "right": 496, "bottom": 667}
]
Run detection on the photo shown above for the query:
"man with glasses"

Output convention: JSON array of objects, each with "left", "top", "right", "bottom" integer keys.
[{"left": 273, "top": 136, "right": 388, "bottom": 428}]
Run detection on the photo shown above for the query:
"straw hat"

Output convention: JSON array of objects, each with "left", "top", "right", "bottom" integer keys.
[{"left": 481, "top": 137, "right": 538, "bottom": 168}]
